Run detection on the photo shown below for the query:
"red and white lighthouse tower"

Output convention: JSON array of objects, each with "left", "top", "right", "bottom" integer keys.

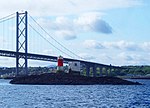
[{"left": 57, "top": 55, "right": 64, "bottom": 72}]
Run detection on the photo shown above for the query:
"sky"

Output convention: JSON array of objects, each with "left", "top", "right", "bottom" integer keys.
[{"left": 0, "top": 0, "right": 150, "bottom": 67}]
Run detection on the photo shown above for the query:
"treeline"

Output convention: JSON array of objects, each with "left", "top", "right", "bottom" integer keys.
[
  {"left": 121, "top": 66, "right": 150, "bottom": 76},
  {"left": 1, "top": 66, "right": 150, "bottom": 78},
  {"left": 0, "top": 66, "right": 56, "bottom": 78},
  {"left": 0, "top": 67, "right": 16, "bottom": 75}
]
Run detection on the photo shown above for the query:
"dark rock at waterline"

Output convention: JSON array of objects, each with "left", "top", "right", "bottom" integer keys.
[{"left": 10, "top": 73, "right": 141, "bottom": 85}]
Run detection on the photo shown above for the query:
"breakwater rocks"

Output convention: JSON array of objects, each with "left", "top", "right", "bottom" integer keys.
[{"left": 10, "top": 73, "right": 141, "bottom": 85}]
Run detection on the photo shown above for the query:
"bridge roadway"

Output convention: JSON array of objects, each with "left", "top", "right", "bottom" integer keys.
[{"left": 0, "top": 49, "right": 122, "bottom": 69}]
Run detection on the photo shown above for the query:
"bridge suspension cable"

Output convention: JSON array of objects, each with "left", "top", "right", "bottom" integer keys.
[
  {"left": 0, "top": 12, "right": 16, "bottom": 51},
  {"left": 0, "top": 13, "right": 16, "bottom": 23},
  {"left": 28, "top": 14, "right": 83, "bottom": 60},
  {"left": 28, "top": 23, "right": 75, "bottom": 58}
]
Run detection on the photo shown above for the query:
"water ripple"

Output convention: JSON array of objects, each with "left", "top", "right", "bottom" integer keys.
[{"left": 0, "top": 79, "right": 150, "bottom": 108}]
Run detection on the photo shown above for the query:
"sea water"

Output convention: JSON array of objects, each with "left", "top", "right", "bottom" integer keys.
[{"left": 0, "top": 79, "right": 150, "bottom": 108}]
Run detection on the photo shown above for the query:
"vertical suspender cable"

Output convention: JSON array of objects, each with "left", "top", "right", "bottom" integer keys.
[{"left": 29, "top": 15, "right": 83, "bottom": 60}]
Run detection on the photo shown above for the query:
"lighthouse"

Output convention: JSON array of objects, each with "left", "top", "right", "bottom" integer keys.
[{"left": 57, "top": 55, "right": 64, "bottom": 72}]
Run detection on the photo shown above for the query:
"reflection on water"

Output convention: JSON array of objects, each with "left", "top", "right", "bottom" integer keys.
[{"left": 0, "top": 79, "right": 150, "bottom": 108}]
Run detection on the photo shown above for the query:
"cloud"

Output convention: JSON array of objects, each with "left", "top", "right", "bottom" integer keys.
[
  {"left": 0, "top": 57, "right": 15, "bottom": 67},
  {"left": 91, "top": 19, "right": 112, "bottom": 34},
  {"left": 0, "top": 0, "right": 142, "bottom": 16},
  {"left": 35, "top": 18, "right": 53, "bottom": 29},
  {"left": 53, "top": 17, "right": 74, "bottom": 30},
  {"left": 99, "top": 53, "right": 112, "bottom": 61},
  {"left": 103, "top": 40, "right": 139, "bottom": 51},
  {"left": 81, "top": 40, "right": 150, "bottom": 65},
  {"left": 79, "top": 53, "right": 95, "bottom": 60},
  {"left": 36, "top": 16, "right": 74, "bottom": 31},
  {"left": 141, "top": 42, "right": 150, "bottom": 51},
  {"left": 28, "top": 60, "right": 54, "bottom": 67},
  {"left": 0, "top": 37, "right": 9, "bottom": 49},
  {"left": 116, "top": 52, "right": 150, "bottom": 65},
  {"left": 33, "top": 17, "right": 76, "bottom": 40},
  {"left": 118, "top": 52, "right": 134, "bottom": 61},
  {"left": 83, "top": 40, "right": 104, "bottom": 49},
  {"left": 0, "top": 0, "right": 144, "bottom": 66},
  {"left": 55, "top": 30, "right": 77, "bottom": 40},
  {"left": 36, "top": 12, "right": 112, "bottom": 40},
  {"left": 74, "top": 13, "right": 112, "bottom": 34},
  {"left": 82, "top": 40, "right": 142, "bottom": 52},
  {"left": 42, "top": 49, "right": 56, "bottom": 55}
]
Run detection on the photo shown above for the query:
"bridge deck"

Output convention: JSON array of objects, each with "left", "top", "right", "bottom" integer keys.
[{"left": 0, "top": 50, "right": 122, "bottom": 69}]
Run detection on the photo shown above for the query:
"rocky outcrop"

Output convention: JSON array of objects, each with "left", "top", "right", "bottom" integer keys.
[{"left": 10, "top": 73, "right": 141, "bottom": 85}]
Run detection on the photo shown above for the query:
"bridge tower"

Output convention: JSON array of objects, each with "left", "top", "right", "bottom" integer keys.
[{"left": 16, "top": 11, "right": 28, "bottom": 76}]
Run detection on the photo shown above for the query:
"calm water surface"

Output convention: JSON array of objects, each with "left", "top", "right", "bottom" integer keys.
[{"left": 0, "top": 79, "right": 150, "bottom": 108}]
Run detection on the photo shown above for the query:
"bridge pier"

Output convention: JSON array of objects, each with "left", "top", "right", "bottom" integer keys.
[
  {"left": 85, "top": 64, "right": 97, "bottom": 77},
  {"left": 84, "top": 64, "right": 116, "bottom": 77},
  {"left": 109, "top": 64, "right": 112, "bottom": 76},
  {"left": 99, "top": 66, "right": 103, "bottom": 77},
  {"left": 86, "top": 64, "right": 90, "bottom": 77},
  {"left": 93, "top": 65, "right": 97, "bottom": 77},
  {"left": 105, "top": 67, "right": 108, "bottom": 76}
]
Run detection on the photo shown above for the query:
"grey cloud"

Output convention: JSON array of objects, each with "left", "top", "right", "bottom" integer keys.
[{"left": 92, "top": 19, "right": 112, "bottom": 34}]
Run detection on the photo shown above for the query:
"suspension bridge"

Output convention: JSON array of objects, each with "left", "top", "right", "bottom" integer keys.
[{"left": 0, "top": 11, "right": 123, "bottom": 77}]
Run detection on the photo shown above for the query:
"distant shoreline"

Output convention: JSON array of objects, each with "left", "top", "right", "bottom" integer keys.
[
  {"left": 131, "top": 77, "right": 150, "bottom": 80},
  {"left": 117, "top": 76, "right": 150, "bottom": 80}
]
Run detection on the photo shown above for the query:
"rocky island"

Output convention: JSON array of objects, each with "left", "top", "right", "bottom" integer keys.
[{"left": 10, "top": 73, "right": 141, "bottom": 85}]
